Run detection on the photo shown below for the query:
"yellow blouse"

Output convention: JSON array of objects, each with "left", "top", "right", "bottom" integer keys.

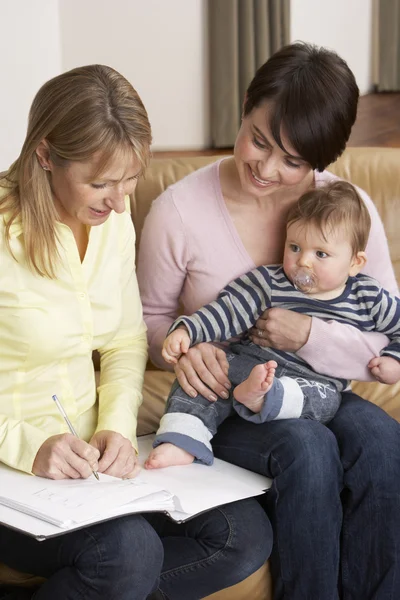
[{"left": 0, "top": 199, "right": 148, "bottom": 474}]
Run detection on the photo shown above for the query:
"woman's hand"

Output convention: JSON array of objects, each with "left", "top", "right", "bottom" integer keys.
[
  {"left": 90, "top": 430, "right": 140, "bottom": 479},
  {"left": 174, "top": 342, "right": 231, "bottom": 402},
  {"left": 32, "top": 434, "right": 100, "bottom": 480},
  {"left": 249, "top": 307, "right": 312, "bottom": 352}
]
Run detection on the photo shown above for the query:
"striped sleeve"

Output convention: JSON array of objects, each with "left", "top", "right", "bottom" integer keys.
[
  {"left": 372, "top": 288, "right": 400, "bottom": 360},
  {"left": 169, "top": 266, "right": 273, "bottom": 344}
]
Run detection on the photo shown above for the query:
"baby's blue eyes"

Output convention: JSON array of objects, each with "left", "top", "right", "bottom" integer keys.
[{"left": 289, "top": 245, "right": 329, "bottom": 259}]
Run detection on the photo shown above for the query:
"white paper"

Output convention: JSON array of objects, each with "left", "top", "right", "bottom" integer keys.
[
  {"left": 0, "top": 435, "right": 270, "bottom": 539},
  {"left": 0, "top": 466, "right": 171, "bottom": 526},
  {"left": 137, "top": 436, "right": 270, "bottom": 518}
]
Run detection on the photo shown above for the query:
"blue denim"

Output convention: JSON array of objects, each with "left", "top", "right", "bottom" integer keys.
[
  {"left": 145, "top": 497, "right": 272, "bottom": 600},
  {"left": 0, "top": 514, "right": 163, "bottom": 600},
  {"left": 212, "top": 391, "right": 400, "bottom": 600},
  {"left": 0, "top": 498, "right": 272, "bottom": 600},
  {"left": 156, "top": 343, "right": 342, "bottom": 465}
]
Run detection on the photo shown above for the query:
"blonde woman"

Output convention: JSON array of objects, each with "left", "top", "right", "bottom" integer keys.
[{"left": 0, "top": 66, "right": 271, "bottom": 600}]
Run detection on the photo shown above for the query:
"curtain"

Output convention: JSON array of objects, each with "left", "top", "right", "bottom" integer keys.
[
  {"left": 375, "top": 0, "right": 400, "bottom": 91},
  {"left": 209, "top": 0, "right": 290, "bottom": 147}
]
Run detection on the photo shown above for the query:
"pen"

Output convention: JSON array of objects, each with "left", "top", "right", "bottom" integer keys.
[{"left": 52, "top": 394, "right": 99, "bottom": 480}]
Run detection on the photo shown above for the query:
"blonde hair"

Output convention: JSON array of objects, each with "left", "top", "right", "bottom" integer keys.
[
  {"left": 0, "top": 64, "right": 152, "bottom": 277},
  {"left": 286, "top": 181, "right": 371, "bottom": 254}
]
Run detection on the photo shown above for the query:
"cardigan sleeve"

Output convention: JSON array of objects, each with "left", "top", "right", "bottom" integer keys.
[{"left": 137, "top": 189, "right": 190, "bottom": 370}]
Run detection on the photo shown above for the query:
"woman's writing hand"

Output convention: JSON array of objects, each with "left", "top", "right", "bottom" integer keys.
[
  {"left": 32, "top": 434, "right": 100, "bottom": 480},
  {"left": 250, "top": 307, "right": 311, "bottom": 352},
  {"left": 174, "top": 342, "right": 231, "bottom": 402},
  {"left": 90, "top": 430, "right": 140, "bottom": 479}
]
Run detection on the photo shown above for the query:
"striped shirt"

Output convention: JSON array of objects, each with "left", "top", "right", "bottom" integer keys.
[{"left": 172, "top": 265, "right": 400, "bottom": 383}]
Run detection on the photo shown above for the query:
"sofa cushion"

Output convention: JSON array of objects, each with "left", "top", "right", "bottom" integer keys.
[
  {"left": 137, "top": 370, "right": 175, "bottom": 436},
  {"left": 328, "top": 147, "right": 400, "bottom": 282}
]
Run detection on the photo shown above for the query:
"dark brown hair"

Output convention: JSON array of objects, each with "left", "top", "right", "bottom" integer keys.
[
  {"left": 286, "top": 181, "right": 371, "bottom": 254},
  {"left": 244, "top": 43, "right": 359, "bottom": 172}
]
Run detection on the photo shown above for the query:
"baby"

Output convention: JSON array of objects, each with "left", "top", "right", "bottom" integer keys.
[{"left": 146, "top": 181, "right": 400, "bottom": 469}]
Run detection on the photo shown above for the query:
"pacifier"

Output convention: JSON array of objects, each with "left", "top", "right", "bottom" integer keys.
[{"left": 292, "top": 268, "right": 317, "bottom": 294}]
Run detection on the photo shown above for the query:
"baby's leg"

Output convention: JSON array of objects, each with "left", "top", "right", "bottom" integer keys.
[
  {"left": 292, "top": 376, "right": 342, "bottom": 424},
  {"left": 145, "top": 442, "right": 194, "bottom": 469},
  {"left": 233, "top": 361, "right": 277, "bottom": 413},
  {"left": 145, "top": 379, "right": 233, "bottom": 469},
  {"left": 234, "top": 369, "right": 341, "bottom": 425}
]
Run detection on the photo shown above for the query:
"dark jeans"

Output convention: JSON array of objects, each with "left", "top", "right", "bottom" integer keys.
[
  {"left": 212, "top": 391, "right": 400, "bottom": 600},
  {"left": 0, "top": 515, "right": 163, "bottom": 600},
  {"left": 0, "top": 498, "right": 271, "bottom": 600}
]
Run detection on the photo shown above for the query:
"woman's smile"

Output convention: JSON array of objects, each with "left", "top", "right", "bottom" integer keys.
[
  {"left": 89, "top": 207, "right": 111, "bottom": 218},
  {"left": 248, "top": 165, "right": 278, "bottom": 188}
]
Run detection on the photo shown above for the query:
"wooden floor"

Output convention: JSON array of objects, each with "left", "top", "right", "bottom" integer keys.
[
  {"left": 348, "top": 93, "right": 400, "bottom": 147},
  {"left": 153, "top": 93, "right": 400, "bottom": 157}
]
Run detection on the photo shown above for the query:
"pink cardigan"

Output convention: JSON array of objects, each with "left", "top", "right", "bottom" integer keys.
[{"left": 137, "top": 159, "right": 398, "bottom": 381}]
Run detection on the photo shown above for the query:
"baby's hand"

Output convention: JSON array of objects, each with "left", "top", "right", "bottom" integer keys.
[
  {"left": 162, "top": 327, "right": 190, "bottom": 364},
  {"left": 368, "top": 355, "right": 400, "bottom": 385}
]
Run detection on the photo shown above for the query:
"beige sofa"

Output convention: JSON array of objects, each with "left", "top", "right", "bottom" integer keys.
[{"left": 1, "top": 147, "right": 400, "bottom": 599}]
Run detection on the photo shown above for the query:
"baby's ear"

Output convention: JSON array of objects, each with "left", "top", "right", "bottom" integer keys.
[{"left": 349, "top": 251, "right": 367, "bottom": 276}]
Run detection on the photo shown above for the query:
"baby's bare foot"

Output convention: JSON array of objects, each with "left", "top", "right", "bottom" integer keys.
[
  {"left": 233, "top": 361, "right": 277, "bottom": 413},
  {"left": 144, "top": 443, "right": 195, "bottom": 469}
]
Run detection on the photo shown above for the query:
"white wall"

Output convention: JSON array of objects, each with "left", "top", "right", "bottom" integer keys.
[
  {"left": 59, "top": 0, "right": 210, "bottom": 150},
  {"left": 58, "top": 0, "right": 374, "bottom": 149},
  {"left": 0, "top": 0, "right": 374, "bottom": 162},
  {"left": 0, "top": 0, "right": 61, "bottom": 170},
  {"left": 290, "top": 0, "right": 373, "bottom": 95}
]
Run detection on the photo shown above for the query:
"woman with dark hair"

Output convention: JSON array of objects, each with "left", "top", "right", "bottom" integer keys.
[{"left": 138, "top": 43, "right": 400, "bottom": 599}]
